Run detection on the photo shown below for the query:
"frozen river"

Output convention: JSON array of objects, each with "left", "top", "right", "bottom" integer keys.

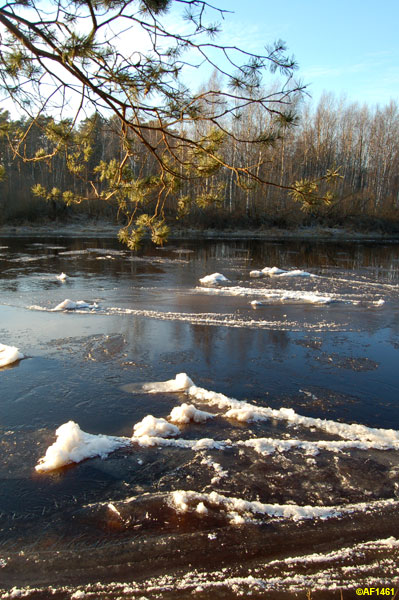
[{"left": 1, "top": 235, "right": 399, "bottom": 598}]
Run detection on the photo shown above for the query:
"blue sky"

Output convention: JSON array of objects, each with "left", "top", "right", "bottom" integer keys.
[
  {"left": 211, "top": 0, "right": 399, "bottom": 107},
  {"left": 1, "top": 0, "right": 397, "bottom": 116}
]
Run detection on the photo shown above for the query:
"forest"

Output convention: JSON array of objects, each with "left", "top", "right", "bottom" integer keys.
[{"left": 1, "top": 92, "right": 399, "bottom": 233}]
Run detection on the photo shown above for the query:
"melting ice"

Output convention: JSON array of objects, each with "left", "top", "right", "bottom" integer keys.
[{"left": 35, "top": 373, "right": 399, "bottom": 474}]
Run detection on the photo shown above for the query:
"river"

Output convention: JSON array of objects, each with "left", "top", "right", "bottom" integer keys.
[{"left": 0, "top": 235, "right": 399, "bottom": 599}]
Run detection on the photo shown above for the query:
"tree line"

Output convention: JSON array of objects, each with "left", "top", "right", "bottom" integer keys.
[{"left": 1, "top": 92, "right": 399, "bottom": 233}]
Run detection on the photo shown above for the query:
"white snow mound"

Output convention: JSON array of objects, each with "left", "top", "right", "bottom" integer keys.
[
  {"left": 35, "top": 421, "right": 129, "bottom": 472},
  {"left": 199, "top": 273, "right": 229, "bottom": 285},
  {"left": 51, "top": 299, "right": 96, "bottom": 311},
  {"left": 0, "top": 344, "right": 24, "bottom": 367},
  {"left": 279, "top": 269, "right": 316, "bottom": 278},
  {"left": 261, "top": 266, "right": 316, "bottom": 277},
  {"left": 169, "top": 403, "right": 214, "bottom": 424},
  {"left": 142, "top": 372, "right": 194, "bottom": 393},
  {"left": 132, "top": 415, "right": 180, "bottom": 438}
]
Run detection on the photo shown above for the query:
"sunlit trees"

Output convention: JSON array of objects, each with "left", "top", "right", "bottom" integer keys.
[{"left": 0, "top": 0, "right": 343, "bottom": 244}]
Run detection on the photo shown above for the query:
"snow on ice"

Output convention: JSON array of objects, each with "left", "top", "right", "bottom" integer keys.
[
  {"left": 169, "top": 489, "right": 342, "bottom": 522},
  {"left": 51, "top": 299, "right": 98, "bottom": 311},
  {"left": 250, "top": 266, "right": 317, "bottom": 278},
  {"left": 169, "top": 490, "right": 398, "bottom": 524},
  {"left": 142, "top": 372, "right": 194, "bottom": 393},
  {"left": 199, "top": 273, "right": 230, "bottom": 285},
  {"left": 198, "top": 285, "right": 334, "bottom": 304},
  {"left": 35, "top": 373, "right": 399, "bottom": 474},
  {"left": 132, "top": 415, "right": 180, "bottom": 439},
  {"left": 0, "top": 344, "right": 24, "bottom": 367},
  {"left": 169, "top": 403, "right": 214, "bottom": 424},
  {"left": 35, "top": 421, "right": 130, "bottom": 472},
  {"left": 56, "top": 272, "right": 68, "bottom": 281}
]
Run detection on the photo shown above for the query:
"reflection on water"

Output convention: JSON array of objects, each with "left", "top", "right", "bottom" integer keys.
[{"left": 0, "top": 236, "right": 399, "bottom": 598}]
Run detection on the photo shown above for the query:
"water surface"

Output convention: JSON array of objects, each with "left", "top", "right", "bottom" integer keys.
[{"left": 1, "top": 236, "right": 399, "bottom": 598}]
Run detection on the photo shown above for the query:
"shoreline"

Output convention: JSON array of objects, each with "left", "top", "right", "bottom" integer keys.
[{"left": 0, "top": 219, "right": 399, "bottom": 242}]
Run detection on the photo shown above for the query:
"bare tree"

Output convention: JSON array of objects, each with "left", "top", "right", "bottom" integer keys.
[{"left": 0, "top": 0, "right": 338, "bottom": 244}]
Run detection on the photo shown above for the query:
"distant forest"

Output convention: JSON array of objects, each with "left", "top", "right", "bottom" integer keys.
[{"left": 1, "top": 93, "right": 399, "bottom": 232}]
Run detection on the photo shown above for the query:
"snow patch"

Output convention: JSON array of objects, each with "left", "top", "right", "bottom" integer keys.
[
  {"left": 199, "top": 273, "right": 229, "bottom": 285},
  {"left": 51, "top": 299, "right": 98, "bottom": 311},
  {"left": 169, "top": 403, "right": 214, "bottom": 424},
  {"left": 199, "top": 285, "right": 333, "bottom": 304},
  {"left": 201, "top": 456, "right": 228, "bottom": 483},
  {"left": 56, "top": 272, "right": 68, "bottom": 281},
  {"left": 142, "top": 372, "right": 194, "bottom": 393},
  {"left": 132, "top": 415, "right": 180, "bottom": 439},
  {"left": 183, "top": 377, "right": 399, "bottom": 446},
  {"left": 0, "top": 344, "right": 24, "bottom": 367},
  {"left": 251, "top": 266, "right": 317, "bottom": 278},
  {"left": 196, "top": 501, "right": 208, "bottom": 515},
  {"left": 132, "top": 435, "right": 230, "bottom": 450},
  {"left": 238, "top": 437, "right": 399, "bottom": 456},
  {"left": 374, "top": 298, "right": 385, "bottom": 306},
  {"left": 224, "top": 402, "right": 399, "bottom": 445},
  {"left": 35, "top": 421, "right": 130, "bottom": 472},
  {"left": 169, "top": 490, "right": 342, "bottom": 522},
  {"left": 279, "top": 269, "right": 317, "bottom": 278}
]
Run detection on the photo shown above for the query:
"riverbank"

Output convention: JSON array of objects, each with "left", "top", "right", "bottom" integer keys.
[{"left": 1, "top": 218, "right": 399, "bottom": 242}]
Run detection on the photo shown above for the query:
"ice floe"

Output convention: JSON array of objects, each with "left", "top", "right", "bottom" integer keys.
[
  {"left": 140, "top": 373, "right": 399, "bottom": 448},
  {"left": 130, "top": 373, "right": 399, "bottom": 451},
  {"left": 199, "top": 273, "right": 229, "bottom": 285},
  {"left": 28, "top": 302, "right": 346, "bottom": 332},
  {"left": 262, "top": 266, "right": 289, "bottom": 276},
  {"left": 198, "top": 285, "right": 334, "bottom": 304},
  {"left": 142, "top": 372, "right": 194, "bottom": 393},
  {"left": 35, "top": 421, "right": 130, "bottom": 472},
  {"left": 278, "top": 269, "right": 317, "bottom": 278},
  {"left": 86, "top": 248, "right": 125, "bottom": 256},
  {"left": 58, "top": 250, "right": 88, "bottom": 256},
  {"left": 37, "top": 371, "right": 399, "bottom": 473},
  {"left": 51, "top": 299, "right": 98, "bottom": 311},
  {"left": 250, "top": 266, "right": 317, "bottom": 278},
  {"left": 0, "top": 344, "right": 24, "bottom": 367}
]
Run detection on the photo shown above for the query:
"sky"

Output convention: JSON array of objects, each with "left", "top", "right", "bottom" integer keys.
[
  {"left": 1, "top": 0, "right": 398, "bottom": 118},
  {"left": 210, "top": 0, "right": 399, "bottom": 108}
]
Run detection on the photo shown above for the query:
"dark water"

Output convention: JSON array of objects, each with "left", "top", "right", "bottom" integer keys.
[{"left": 0, "top": 236, "right": 399, "bottom": 599}]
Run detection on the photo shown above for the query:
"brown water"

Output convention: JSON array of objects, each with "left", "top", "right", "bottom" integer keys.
[{"left": 0, "top": 236, "right": 399, "bottom": 599}]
